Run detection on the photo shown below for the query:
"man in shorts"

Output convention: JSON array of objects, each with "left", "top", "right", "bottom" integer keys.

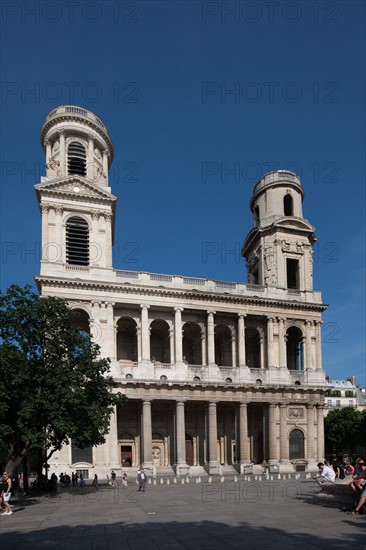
[{"left": 1, "top": 472, "right": 13, "bottom": 516}]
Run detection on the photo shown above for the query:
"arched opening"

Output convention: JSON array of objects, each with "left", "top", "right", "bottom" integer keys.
[
  {"left": 182, "top": 322, "right": 202, "bottom": 365},
  {"left": 286, "top": 326, "right": 303, "bottom": 370},
  {"left": 66, "top": 216, "right": 89, "bottom": 266},
  {"left": 289, "top": 429, "right": 304, "bottom": 459},
  {"left": 214, "top": 325, "right": 232, "bottom": 366},
  {"left": 150, "top": 320, "right": 170, "bottom": 363},
  {"left": 68, "top": 141, "right": 87, "bottom": 176},
  {"left": 284, "top": 193, "right": 293, "bottom": 216},
  {"left": 72, "top": 309, "right": 90, "bottom": 335},
  {"left": 245, "top": 327, "right": 261, "bottom": 368},
  {"left": 117, "top": 317, "right": 137, "bottom": 361},
  {"left": 254, "top": 205, "right": 260, "bottom": 227}
]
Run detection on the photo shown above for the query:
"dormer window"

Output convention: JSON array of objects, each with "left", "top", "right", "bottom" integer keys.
[
  {"left": 284, "top": 194, "right": 293, "bottom": 216},
  {"left": 68, "top": 141, "right": 86, "bottom": 176},
  {"left": 66, "top": 216, "right": 89, "bottom": 265}
]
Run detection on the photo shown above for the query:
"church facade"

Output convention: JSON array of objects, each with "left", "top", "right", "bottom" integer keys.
[{"left": 35, "top": 106, "right": 327, "bottom": 478}]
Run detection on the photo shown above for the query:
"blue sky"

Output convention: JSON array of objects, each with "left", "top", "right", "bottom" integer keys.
[{"left": 1, "top": 1, "right": 365, "bottom": 384}]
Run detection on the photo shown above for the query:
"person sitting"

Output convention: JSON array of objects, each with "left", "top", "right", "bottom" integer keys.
[
  {"left": 347, "top": 458, "right": 365, "bottom": 496},
  {"left": 313, "top": 462, "right": 336, "bottom": 490},
  {"left": 346, "top": 462, "right": 366, "bottom": 515}
]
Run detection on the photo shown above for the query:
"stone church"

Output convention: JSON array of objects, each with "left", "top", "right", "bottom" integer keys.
[{"left": 35, "top": 106, "right": 327, "bottom": 478}]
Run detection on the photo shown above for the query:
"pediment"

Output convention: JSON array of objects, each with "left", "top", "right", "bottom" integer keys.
[
  {"left": 35, "top": 176, "right": 116, "bottom": 202},
  {"left": 274, "top": 217, "right": 315, "bottom": 232}
]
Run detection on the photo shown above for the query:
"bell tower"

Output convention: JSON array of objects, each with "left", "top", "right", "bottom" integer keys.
[
  {"left": 242, "top": 171, "right": 316, "bottom": 291},
  {"left": 35, "top": 106, "right": 116, "bottom": 278}
]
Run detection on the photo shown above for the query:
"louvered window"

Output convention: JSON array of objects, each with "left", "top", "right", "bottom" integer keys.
[
  {"left": 66, "top": 217, "right": 89, "bottom": 265},
  {"left": 68, "top": 142, "right": 86, "bottom": 176}
]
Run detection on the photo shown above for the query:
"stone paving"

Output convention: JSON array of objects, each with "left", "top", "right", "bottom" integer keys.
[{"left": 0, "top": 477, "right": 364, "bottom": 549}]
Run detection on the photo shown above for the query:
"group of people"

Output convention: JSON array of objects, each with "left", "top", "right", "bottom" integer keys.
[{"left": 314, "top": 457, "right": 366, "bottom": 515}]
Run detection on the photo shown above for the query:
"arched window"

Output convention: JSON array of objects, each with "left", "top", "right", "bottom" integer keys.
[
  {"left": 66, "top": 216, "right": 89, "bottom": 266},
  {"left": 214, "top": 325, "right": 232, "bottom": 366},
  {"left": 289, "top": 429, "right": 304, "bottom": 459},
  {"left": 68, "top": 141, "right": 86, "bottom": 176},
  {"left": 254, "top": 205, "right": 260, "bottom": 227},
  {"left": 150, "top": 320, "right": 170, "bottom": 363},
  {"left": 117, "top": 318, "right": 137, "bottom": 361},
  {"left": 182, "top": 322, "right": 202, "bottom": 365},
  {"left": 284, "top": 194, "right": 293, "bottom": 216},
  {"left": 71, "top": 445, "right": 93, "bottom": 465},
  {"left": 286, "top": 326, "right": 303, "bottom": 370}
]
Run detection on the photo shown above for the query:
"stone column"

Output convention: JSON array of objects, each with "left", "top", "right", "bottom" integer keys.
[
  {"left": 108, "top": 405, "right": 120, "bottom": 467},
  {"left": 268, "top": 404, "right": 280, "bottom": 463},
  {"left": 224, "top": 407, "right": 232, "bottom": 464},
  {"left": 91, "top": 301, "right": 101, "bottom": 344},
  {"left": 169, "top": 329, "right": 175, "bottom": 365},
  {"left": 207, "top": 311, "right": 215, "bottom": 365},
  {"left": 59, "top": 129, "right": 66, "bottom": 175},
  {"left": 306, "top": 404, "right": 317, "bottom": 464},
  {"left": 45, "top": 140, "right": 52, "bottom": 166},
  {"left": 142, "top": 400, "right": 153, "bottom": 468},
  {"left": 174, "top": 307, "right": 183, "bottom": 363},
  {"left": 175, "top": 401, "right": 188, "bottom": 473},
  {"left": 239, "top": 402, "right": 250, "bottom": 468},
  {"left": 40, "top": 205, "right": 49, "bottom": 260},
  {"left": 278, "top": 318, "right": 287, "bottom": 368},
  {"left": 87, "top": 134, "right": 94, "bottom": 180},
  {"left": 260, "top": 336, "right": 265, "bottom": 369},
  {"left": 267, "top": 317, "right": 275, "bottom": 367},
  {"left": 201, "top": 332, "right": 206, "bottom": 367},
  {"left": 90, "top": 211, "right": 100, "bottom": 266},
  {"left": 140, "top": 305, "right": 150, "bottom": 362},
  {"left": 315, "top": 322, "right": 323, "bottom": 370},
  {"left": 208, "top": 402, "right": 220, "bottom": 473},
  {"left": 279, "top": 404, "right": 289, "bottom": 464},
  {"left": 54, "top": 206, "right": 63, "bottom": 263},
  {"left": 136, "top": 326, "right": 142, "bottom": 363},
  {"left": 316, "top": 405, "right": 325, "bottom": 461},
  {"left": 231, "top": 334, "right": 237, "bottom": 368},
  {"left": 103, "top": 149, "right": 109, "bottom": 182},
  {"left": 238, "top": 314, "right": 246, "bottom": 366},
  {"left": 305, "top": 321, "right": 312, "bottom": 369},
  {"left": 104, "top": 213, "right": 113, "bottom": 268}
]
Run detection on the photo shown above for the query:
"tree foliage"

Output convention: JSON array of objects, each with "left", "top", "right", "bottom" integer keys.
[
  {"left": 0, "top": 285, "right": 125, "bottom": 475},
  {"left": 324, "top": 407, "right": 366, "bottom": 457}
]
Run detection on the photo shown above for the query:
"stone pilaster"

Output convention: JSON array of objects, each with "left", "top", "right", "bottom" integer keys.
[
  {"left": 175, "top": 400, "right": 189, "bottom": 475},
  {"left": 142, "top": 400, "right": 153, "bottom": 469},
  {"left": 268, "top": 404, "right": 280, "bottom": 465},
  {"left": 87, "top": 134, "right": 94, "bottom": 180},
  {"left": 238, "top": 313, "right": 246, "bottom": 366},
  {"left": 207, "top": 311, "right": 215, "bottom": 365},
  {"left": 140, "top": 305, "right": 150, "bottom": 362},
  {"left": 315, "top": 322, "right": 323, "bottom": 370},
  {"left": 174, "top": 307, "right": 183, "bottom": 363},
  {"left": 208, "top": 402, "right": 220, "bottom": 474},
  {"left": 279, "top": 404, "right": 289, "bottom": 464},
  {"left": 59, "top": 129, "right": 66, "bottom": 176},
  {"left": 306, "top": 404, "right": 317, "bottom": 467},
  {"left": 239, "top": 402, "right": 250, "bottom": 473},
  {"left": 316, "top": 404, "right": 325, "bottom": 461},
  {"left": 278, "top": 318, "right": 287, "bottom": 368},
  {"left": 267, "top": 317, "right": 275, "bottom": 367}
]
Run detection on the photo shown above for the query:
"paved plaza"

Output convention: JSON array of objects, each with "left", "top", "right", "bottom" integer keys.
[{"left": 0, "top": 477, "right": 364, "bottom": 549}]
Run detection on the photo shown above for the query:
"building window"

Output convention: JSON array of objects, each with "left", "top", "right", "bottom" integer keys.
[
  {"left": 284, "top": 194, "right": 293, "bottom": 216},
  {"left": 327, "top": 399, "right": 332, "bottom": 407},
  {"left": 286, "top": 326, "right": 303, "bottom": 370},
  {"left": 289, "top": 429, "right": 304, "bottom": 459},
  {"left": 72, "top": 446, "right": 93, "bottom": 465},
  {"left": 254, "top": 205, "right": 260, "bottom": 227},
  {"left": 66, "top": 216, "right": 89, "bottom": 266},
  {"left": 286, "top": 258, "right": 300, "bottom": 289},
  {"left": 349, "top": 400, "right": 353, "bottom": 407},
  {"left": 336, "top": 400, "right": 341, "bottom": 407},
  {"left": 68, "top": 141, "right": 87, "bottom": 176}
]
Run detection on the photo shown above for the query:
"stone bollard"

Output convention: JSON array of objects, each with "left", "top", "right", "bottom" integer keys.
[
  {"left": 270, "top": 475, "right": 273, "bottom": 481},
  {"left": 234, "top": 476, "right": 238, "bottom": 483},
  {"left": 288, "top": 474, "right": 291, "bottom": 479},
  {"left": 254, "top": 475, "right": 258, "bottom": 481},
  {"left": 181, "top": 478, "right": 185, "bottom": 484},
  {"left": 174, "top": 478, "right": 177, "bottom": 484},
  {"left": 282, "top": 475, "right": 286, "bottom": 480},
  {"left": 277, "top": 474, "right": 281, "bottom": 480},
  {"left": 220, "top": 476, "right": 225, "bottom": 483},
  {"left": 153, "top": 479, "right": 157, "bottom": 486},
  {"left": 167, "top": 479, "right": 170, "bottom": 485},
  {"left": 160, "top": 478, "right": 164, "bottom": 484},
  {"left": 148, "top": 479, "right": 152, "bottom": 485},
  {"left": 208, "top": 476, "right": 212, "bottom": 483},
  {"left": 198, "top": 477, "right": 201, "bottom": 483}
]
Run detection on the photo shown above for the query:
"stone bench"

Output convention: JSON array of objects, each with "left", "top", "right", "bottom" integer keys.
[{"left": 315, "top": 479, "right": 364, "bottom": 508}]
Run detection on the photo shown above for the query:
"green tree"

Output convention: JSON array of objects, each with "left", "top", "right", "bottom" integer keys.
[
  {"left": 324, "top": 407, "right": 362, "bottom": 457},
  {"left": 0, "top": 285, "right": 125, "bottom": 476}
]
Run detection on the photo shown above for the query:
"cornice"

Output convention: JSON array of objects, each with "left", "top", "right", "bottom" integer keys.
[{"left": 35, "top": 275, "right": 328, "bottom": 313}]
